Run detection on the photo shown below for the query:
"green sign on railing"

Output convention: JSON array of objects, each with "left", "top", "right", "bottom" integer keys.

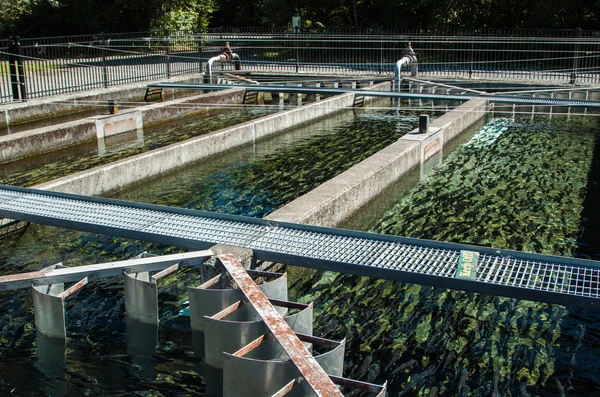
[{"left": 455, "top": 250, "right": 479, "bottom": 280}]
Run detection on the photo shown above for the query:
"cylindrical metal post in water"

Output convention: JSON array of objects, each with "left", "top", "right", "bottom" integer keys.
[
  {"left": 419, "top": 114, "right": 429, "bottom": 134},
  {"left": 108, "top": 100, "right": 118, "bottom": 114}
]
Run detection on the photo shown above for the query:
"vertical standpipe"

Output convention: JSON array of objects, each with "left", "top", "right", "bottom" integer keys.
[
  {"left": 205, "top": 53, "right": 242, "bottom": 83},
  {"left": 394, "top": 55, "right": 418, "bottom": 91}
]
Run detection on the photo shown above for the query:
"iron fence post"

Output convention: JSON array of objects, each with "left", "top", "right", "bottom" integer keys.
[
  {"left": 469, "top": 36, "right": 474, "bottom": 79},
  {"left": 571, "top": 28, "right": 581, "bottom": 84},
  {"left": 379, "top": 36, "right": 383, "bottom": 75},
  {"left": 165, "top": 36, "right": 171, "bottom": 79},
  {"left": 8, "top": 36, "right": 19, "bottom": 101},
  {"left": 8, "top": 36, "right": 26, "bottom": 101},
  {"left": 197, "top": 33, "right": 202, "bottom": 73},
  {"left": 295, "top": 34, "right": 299, "bottom": 74},
  {"left": 101, "top": 33, "right": 108, "bottom": 88}
]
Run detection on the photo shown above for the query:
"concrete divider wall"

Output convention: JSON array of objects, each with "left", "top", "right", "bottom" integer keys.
[
  {"left": 266, "top": 140, "right": 421, "bottom": 226},
  {"left": 266, "top": 98, "right": 488, "bottom": 227},
  {"left": 35, "top": 83, "right": 390, "bottom": 196},
  {"left": 0, "top": 120, "right": 96, "bottom": 163},
  {"left": 141, "top": 88, "right": 244, "bottom": 126},
  {"left": 0, "top": 88, "right": 245, "bottom": 164},
  {"left": 431, "top": 98, "right": 488, "bottom": 143}
]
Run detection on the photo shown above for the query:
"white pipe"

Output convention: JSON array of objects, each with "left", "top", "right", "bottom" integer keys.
[
  {"left": 205, "top": 53, "right": 241, "bottom": 83},
  {"left": 394, "top": 55, "right": 418, "bottom": 91}
]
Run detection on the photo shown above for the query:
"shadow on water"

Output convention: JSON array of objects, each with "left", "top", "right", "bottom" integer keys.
[{"left": 575, "top": 125, "right": 600, "bottom": 260}]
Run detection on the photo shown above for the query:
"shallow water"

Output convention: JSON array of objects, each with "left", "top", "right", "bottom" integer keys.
[
  {"left": 0, "top": 100, "right": 435, "bottom": 396},
  {"left": 304, "top": 113, "right": 600, "bottom": 396},
  {"left": 0, "top": 106, "right": 276, "bottom": 187}
]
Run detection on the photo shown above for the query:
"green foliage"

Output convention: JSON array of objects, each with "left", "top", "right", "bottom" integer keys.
[
  {"left": 1, "top": 0, "right": 215, "bottom": 36},
  {"left": 2, "top": 0, "right": 600, "bottom": 36},
  {"left": 151, "top": 0, "right": 215, "bottom": 33},
  {"left": 0, "top": 0, "right": 41, "bottom": 34}
]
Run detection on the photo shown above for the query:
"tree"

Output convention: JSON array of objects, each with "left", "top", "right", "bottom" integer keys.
[
  {"left": 151, "top": 0, "right": 216, "bottom": 33},
  {"left": 1, "top": 0, "right": 216, "bottom": 37}
]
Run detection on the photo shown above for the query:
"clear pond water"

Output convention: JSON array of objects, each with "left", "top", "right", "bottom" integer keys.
[
  {"left": 0, "top": 101, "right": 437, "bottom": 396},
  {"left": 0, "top": 106, "right": 277, "bottom": 187},
  {"left": 302, "top": 113, "right": 600, "bottom": 396}
]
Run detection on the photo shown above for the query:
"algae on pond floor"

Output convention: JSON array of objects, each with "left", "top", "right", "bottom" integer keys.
[
  {"left": 0, "top": 107, "right": 276, "bottom": 187},
  {"left": 301, "top": 115, "right": 599, "bottom": 396},
  {"left": 0, "top": 103, "right": 434, "bottom": 396},
  {"left": 377, "top": 117, "right": 595, "bottom": 256}
]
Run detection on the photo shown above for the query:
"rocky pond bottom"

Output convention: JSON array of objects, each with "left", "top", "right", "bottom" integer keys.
[{"left": 299, "top": 115, "right": 600, "bottom": 396}]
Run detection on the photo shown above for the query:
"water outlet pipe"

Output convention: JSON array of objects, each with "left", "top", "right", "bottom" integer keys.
[
  {"left": 205, "top": 53, "right": 242, "bottom": 83},
  {"left": 394, "top": 54, "right": 418, "bottom": 91}
]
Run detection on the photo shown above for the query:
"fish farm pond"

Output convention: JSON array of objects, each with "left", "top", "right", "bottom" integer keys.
[{"left": 0, "top": 101, "right": 599, "bottom": 397}]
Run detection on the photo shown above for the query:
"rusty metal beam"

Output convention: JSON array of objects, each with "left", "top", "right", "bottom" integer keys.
[
  {"left": 59, "top": 277, "right": 88, "bottom": 298},
  {"left": 218, "top": 253, "right": 344, "bottom": 397},
  {"left": 270, "top": 379, "right": 297, "bottom": 397},
  {"left": 233, "top": 334, "right": 265, "bottom": 357},
  {"left": 151, "top": 263, "right": 179, "bottom": 282},
  {"left": 211, "top": 301, "right": 243, "bottom": 320}
]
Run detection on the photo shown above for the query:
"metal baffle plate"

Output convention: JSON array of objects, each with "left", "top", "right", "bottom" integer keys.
[
  {"left": 32, "top": 278, "right": 66, "bottom": 339},
  {"left": 124, "top": 252, "right": 180, "bottom": 325},
  {"left": 187, "top": 272, "right": 288, "bottom": 332},
  {"left": 242, "top": 302, "right": 314, "bottom": 361},
  {"left": 124, "top": 271, "right": 158, "bottom": 324},
  {"left": 204, "top": 301, "right": 313, "bottom": 369},
  {"left": 222, "top": 334, "right": 345, "bottom": 397},
  {"left": 32, "top": 263, "right": 87, "bottom": 339},
  {"left": 330, "top": 376, "right": 388, "bottom": 397}
]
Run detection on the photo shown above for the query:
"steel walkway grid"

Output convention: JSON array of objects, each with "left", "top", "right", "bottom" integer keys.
[{"left": 0, "top": 184, "right": 599, "bottom": 308}]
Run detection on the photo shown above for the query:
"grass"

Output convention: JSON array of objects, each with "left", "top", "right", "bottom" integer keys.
[{"left": 0, "top": 60, "right": 60, "bottom": 77}]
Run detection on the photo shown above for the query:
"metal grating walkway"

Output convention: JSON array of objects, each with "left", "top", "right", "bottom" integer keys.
[{"left": 0, "top": 184, "right": 599, "bottom": 308}]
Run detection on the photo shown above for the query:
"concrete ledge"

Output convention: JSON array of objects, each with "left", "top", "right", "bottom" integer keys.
[
  {"left": 266, "top": 97, "right": 488, "bottom": 227},
  {"left": 0, "top": 119, "right": 96, "bottom": 163},
  {"left": 402, "top": 127, "right": 443, "bottom": 164},
  {"left": 34, "top": 82, "right": 390, "bottom": 196},
  {"left": 141, "top": 88, "right": 245, "bottom": 126},
  {"left": 430, "top": 98, "right": 488, "bottom": 143},
  {"left": 395, "top": 98, "right": 488, "bottom": 167},
  {"left": 92, "top": 110, "right": 143, "bottom": 139},
  {"left": 0, "top": 88, "right": 245, "bottom": 163}
]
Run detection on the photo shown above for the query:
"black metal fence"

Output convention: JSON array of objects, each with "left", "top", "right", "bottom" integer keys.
[
  {"left": 1, "top": 29, "right": 600, "bottom": 103},
  {"left": 1, "top": 32, "right": 202, "bottom": 103},
  {"left": 207, "top": 27, "right": 600, "bottom": 37},
  {"left": 1, "top": 39, "right": 12, "bottom": 103},
  {"left": 202, "top": 32, "right": 600, "bottom": 83}
]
